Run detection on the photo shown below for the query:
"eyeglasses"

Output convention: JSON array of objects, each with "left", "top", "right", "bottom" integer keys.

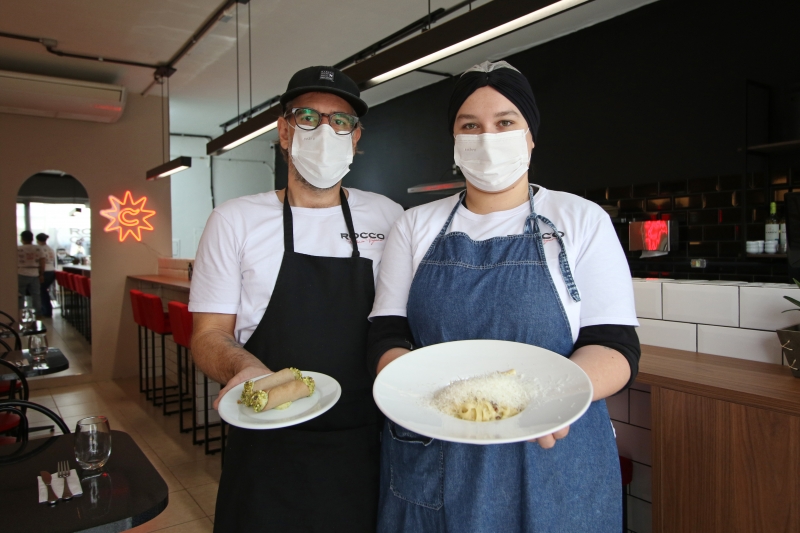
[{"left": 286, "top": 107, "right": 359, "bottom": 135}]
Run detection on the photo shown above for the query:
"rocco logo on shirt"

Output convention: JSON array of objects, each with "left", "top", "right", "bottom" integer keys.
[
  {"left": 341, "top": 232, "right": 386, "bottom": 245},
  {"left": 541, "top": 231, "right": 565, "bottom": 243}
]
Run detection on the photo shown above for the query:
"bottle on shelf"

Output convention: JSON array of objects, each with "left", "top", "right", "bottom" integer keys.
[
  {"left": 779, "top": 206, "right": 787, "bottom": 253},
  {"left": 765, "top": 201, "right": 780, "bottom": 248}
]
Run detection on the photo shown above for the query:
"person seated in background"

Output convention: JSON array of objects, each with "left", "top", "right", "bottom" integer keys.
[
  {"left": 36, "top": 233, "right": 57, "bottom": 317},
  {"left": 17, "top": 230, "right": 44, "bottom": 315}
]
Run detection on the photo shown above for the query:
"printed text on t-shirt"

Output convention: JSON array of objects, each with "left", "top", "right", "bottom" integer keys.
[{"left": 341, "top": 232, "right": 386, "bottom": 245}]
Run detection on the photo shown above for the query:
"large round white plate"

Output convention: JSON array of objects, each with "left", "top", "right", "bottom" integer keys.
[
  {"left": 373, "top": 340, "right": 593, "bottom": 445},
  {"left": 218, "top": 371, "right": 341, "bottom": 430}
]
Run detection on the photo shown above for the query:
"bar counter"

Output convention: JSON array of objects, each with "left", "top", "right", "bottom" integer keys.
[
  {"left": 638, "top": 345, "right": 800, "bottom": 532},
  {"left": 128, "top": 274, "right": 190, "bottom": 291}
]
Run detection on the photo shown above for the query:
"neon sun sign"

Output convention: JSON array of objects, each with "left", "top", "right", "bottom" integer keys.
[{"left": 100, "top": 191, "right": 155, "bottom": 242}]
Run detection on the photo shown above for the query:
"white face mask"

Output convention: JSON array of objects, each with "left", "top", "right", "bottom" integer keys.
[
  {"left": 290, "top": 124, "right": 354, "bottom": 189},
  {"left": 453, "top": 129, "right": 530, "bottom": 192}
]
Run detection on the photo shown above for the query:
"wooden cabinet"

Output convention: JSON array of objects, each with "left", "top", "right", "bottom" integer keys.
[{"left": 639, "top": 346, "right": 800, "bottom": 532}]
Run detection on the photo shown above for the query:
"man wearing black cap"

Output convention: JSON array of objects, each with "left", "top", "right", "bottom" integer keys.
[
  {"left": 190, "top": 66, "right": 403, "bottom": 532},
  {"left": 36, "top": 233, "right": 57, "bottom": 317},
  {"left": 17, "top": 230, "right": 44, "bottom": 314}
]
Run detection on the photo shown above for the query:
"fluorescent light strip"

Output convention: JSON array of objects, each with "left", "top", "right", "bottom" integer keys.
[
  {"left": 222, "top": 120, "right": 278, "bottom": 151},
  {"left": 370, "top": 0, "right": 589, "bottom": 85},
  {"left": 157, "top": 165, "right": 190, "bottom": 178}
]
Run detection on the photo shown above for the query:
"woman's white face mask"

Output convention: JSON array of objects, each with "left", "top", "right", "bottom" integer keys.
[
  {"left": 453, "top": 129, "right": 530, "bottom": 192},
  {"left": 290, "top": 124, "right": 354, "bottom": 189}
]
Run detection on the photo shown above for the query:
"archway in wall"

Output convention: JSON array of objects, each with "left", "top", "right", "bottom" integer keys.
[{"left": 15, "top": 171, "right": 92, "bottom": 378}]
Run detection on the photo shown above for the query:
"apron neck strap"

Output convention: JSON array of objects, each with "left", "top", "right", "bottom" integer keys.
[
  {"left": 282, "top": 188, "right": 360, "bottom": 258},
  {"left": 339, "top": 188, "right": 360, "bottom": 258}
]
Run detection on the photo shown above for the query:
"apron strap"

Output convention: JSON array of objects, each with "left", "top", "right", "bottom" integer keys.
[
  {"left": 525, "top": 185, "right": 581, "bottom": 303},
  {"left": 339, "top": 188, "right": 360, "bottom": 258},
  {"left": 282, "top": 188, "right": 359, "bottom": 257},
  {"left": 282, "top": 190, "right": 295, "bottom": 253},
  {"left": 439, "top": 191, "right": 466, "bottom": 237}
]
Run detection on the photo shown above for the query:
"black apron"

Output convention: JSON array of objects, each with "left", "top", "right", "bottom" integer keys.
[{"left": 214, "top": 189, "right": 380, "bottom": 533}]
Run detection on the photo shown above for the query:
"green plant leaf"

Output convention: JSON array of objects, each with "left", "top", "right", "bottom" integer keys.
[
  {"left": 785, "top": 296, "right": 800, "bottom": 308},
  {"left": 794, "top": 278, "right": 800, "bottom": 289},
  {"left": 781, "top": 309, "right": 800, "bottom": 313}
]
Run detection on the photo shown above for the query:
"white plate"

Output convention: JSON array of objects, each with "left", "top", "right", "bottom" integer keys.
[
  {"left": 373, "top": 340, "right": 593, "bottom": 445},
  {"left": 218, "top": 371, "right": 341, "bottom": 430}
]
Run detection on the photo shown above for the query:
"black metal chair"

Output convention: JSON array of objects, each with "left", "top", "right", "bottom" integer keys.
[
  {"left": 0, "top": 323, "right": 22, "bottom": 351},
  {"left": 0, "top": 358, "right": 28, "bottom": 401},
  {"left": 0, "top": 310, "right": 16, "bottom": 326},
  {"left": 0, "top": 337, "right": 12, "bottom": 354},
  {"left": 0, "top": 359, "right": 55, "bottom": 436},
  {"left": 0, "top": 400, "right": 69, "bottom": 443},
  {"left": 0, "top": 359, "right": 28, "bottom": 443}
]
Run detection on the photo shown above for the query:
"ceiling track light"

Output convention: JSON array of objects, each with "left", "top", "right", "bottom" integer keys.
[
  {"left": 206, "top": 0, "right": 588, "bottom": 156},
  {"left": 348, "top": 0, "right": 589, "bottom": 88},
  {"left": 146, "top": 156, "right": 193, "bottom": 181}
]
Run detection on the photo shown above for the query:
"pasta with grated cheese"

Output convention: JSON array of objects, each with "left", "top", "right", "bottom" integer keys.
[{"left": 431, "top": 370, "right": 531, "bottom": 422}]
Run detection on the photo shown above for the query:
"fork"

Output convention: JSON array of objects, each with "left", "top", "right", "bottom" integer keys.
[{"left": 57, "top": 461, "right": 73, "bottom": 500}]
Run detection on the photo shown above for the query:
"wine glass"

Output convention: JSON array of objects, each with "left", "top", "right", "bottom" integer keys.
[
  {"left": 28, "top": 333, "right": 48, "bottom": 364},
  {"left": 20, "top": 307, "right": 35, "bottom": 326},
  {"left": 74, "top": 416, "right": 112, "bottom": 471}
]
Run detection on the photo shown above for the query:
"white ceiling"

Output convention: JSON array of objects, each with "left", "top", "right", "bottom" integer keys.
[{"left": 0, "top": 0, "right": 658, "bottom": 137}]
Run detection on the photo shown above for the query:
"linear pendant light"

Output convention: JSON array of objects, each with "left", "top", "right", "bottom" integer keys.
[
  {"left": 146, "top": 156, "right": 192, "bottom": 180},
  {"left": 207, "top": 0, "right": 587, "bottom": 156},
  {"left": 366, "top": 0, "right": 588, "bottom": 86}
]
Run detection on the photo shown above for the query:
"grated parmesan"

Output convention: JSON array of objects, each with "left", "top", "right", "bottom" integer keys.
[{"left": 430, "top": 370, "right": 539, "bottom": 421}]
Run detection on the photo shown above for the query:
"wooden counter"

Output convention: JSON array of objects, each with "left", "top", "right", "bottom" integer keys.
[
  {"left": 638, "top": 345, "right": 800, "bottom": 532},
  {"left": 128, "top": 274, "right": 191, "bottom": 291}
]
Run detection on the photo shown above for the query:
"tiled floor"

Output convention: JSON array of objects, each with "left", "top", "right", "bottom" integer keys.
[{"left": 28, "top": 376, "right": 221, "bottom": 532}]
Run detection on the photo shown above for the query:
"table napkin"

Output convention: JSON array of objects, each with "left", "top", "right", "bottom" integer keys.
[{"left": 37, "top": 470, "right": 83, "bottom": 502}]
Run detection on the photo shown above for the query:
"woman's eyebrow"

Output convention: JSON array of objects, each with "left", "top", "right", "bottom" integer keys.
[
  {"left": 495, "top": 110, "right": 520, "bottom": 117},
  {"left": 456, "top": 113, "right": 478, "bottom": 120}
]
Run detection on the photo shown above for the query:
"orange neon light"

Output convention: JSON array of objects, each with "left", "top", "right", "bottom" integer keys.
[{"left": 99, "top": 191, "right": 155, "bottom": 242}]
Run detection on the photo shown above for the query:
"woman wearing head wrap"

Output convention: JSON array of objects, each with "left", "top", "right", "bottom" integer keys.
[{"left": 367, "top": 61, "right": 640, "bottom": 532}]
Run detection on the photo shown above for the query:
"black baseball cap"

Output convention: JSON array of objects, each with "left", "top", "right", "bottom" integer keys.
[
  {"left": 280, "top": 66, "right": 368, "bottom": 116},
  {"left": 36, "top": 233, "right": 49, "bottom": 241}
]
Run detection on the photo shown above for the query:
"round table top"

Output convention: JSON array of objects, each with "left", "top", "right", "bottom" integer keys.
[
  {"left": 0, "top": 348, "right": 69, "bottom": 379},
  {"left": 0, "top": 430, "right": 168, "bottom": 533}
]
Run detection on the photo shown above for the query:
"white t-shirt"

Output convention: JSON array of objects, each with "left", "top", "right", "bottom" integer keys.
[
  {"left": 39, "top": 244, "right": 56, "bottom": 272},
  {"left": 190, "top": 188, "right": 404, "bottom": 344},
  {"left": 370, "top": 186, "right": 639, "bottom": 342},
  {"left": 17, "top": 244, "right": 43, "bottom": 277}
]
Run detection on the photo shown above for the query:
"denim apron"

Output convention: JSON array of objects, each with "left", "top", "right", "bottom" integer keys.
[{"left": 377, "top": 186, "right": 621, "bottom": 533}]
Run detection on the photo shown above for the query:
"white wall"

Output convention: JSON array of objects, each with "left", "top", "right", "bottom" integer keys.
[
  {"left": 0, "top": 94, "right": 171, "bottom": 382},
  {"left": 169, "top": 135, "right": 276, "bottom": 258}
]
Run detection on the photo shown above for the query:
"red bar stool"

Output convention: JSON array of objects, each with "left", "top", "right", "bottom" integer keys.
[
  {"left": 62, "top": 273, "right": 75, "bottom": 324},
  {"left": 129, "top": 290, "right": 150, "bottom": 395},
  {"left": 167, "top": 301, "right": 194, "bottom": 433},
  {"left": 167, "top": 302, "right": 224, "bottom": 456},
  {"left": 139, "top": 293, "right": 180, "bottom": 415},
  {"left": 73, "top": 275, "right": 86, "bottom": 339},
  {"left": 54, "top": 272, "right": 65, "bottom": 317},
  {"left": 80, "top": 276, "right": 91, "bottom": 342}
]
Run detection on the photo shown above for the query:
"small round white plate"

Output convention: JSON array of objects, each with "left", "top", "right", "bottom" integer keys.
[
  {"left": 373, "top": 340, "right": 593, "bottom": 445},
  {"left": 218, "top": 371, "right": 341, "bottom": 430}
]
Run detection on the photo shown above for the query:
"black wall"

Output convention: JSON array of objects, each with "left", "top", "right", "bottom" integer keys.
[{"left": 331, "top": 0, "right": 799, "bottom": 208}]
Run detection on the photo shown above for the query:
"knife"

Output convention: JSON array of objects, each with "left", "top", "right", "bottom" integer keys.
[{"left": 40, "top": 471, "right": 59, "bottom": 505}]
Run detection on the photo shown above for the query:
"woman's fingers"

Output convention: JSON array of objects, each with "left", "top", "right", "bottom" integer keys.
[
  {"left": 553, "top": 425, "right": 570, "bottom": 440},
  {"left": 537, "top": 434, "right": 556, "bottom": 449},
  {"left": 532, "top": 425, "right": 571, "bottom": 449}
]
